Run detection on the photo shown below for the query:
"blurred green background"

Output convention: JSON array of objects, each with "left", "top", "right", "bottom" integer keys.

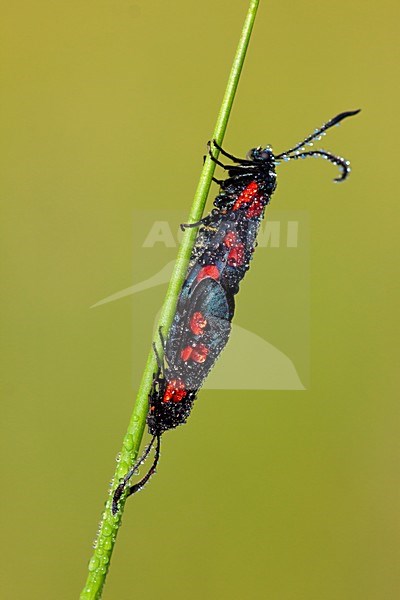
[{"left": 1, "top": 1, "right": 399, "bottom": 598}]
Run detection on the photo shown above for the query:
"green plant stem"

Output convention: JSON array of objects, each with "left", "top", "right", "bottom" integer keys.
[{"left": 80, "top": 1, "right": 260, "bottom": 598}]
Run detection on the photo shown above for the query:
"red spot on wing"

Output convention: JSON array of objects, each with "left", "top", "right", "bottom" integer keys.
[
  {"left": 223, "top": 231, "right": 238, "bottom": 248},
  {"left": 196, "top": 265, "right": 220, "bottom": 282},
  {"left": 180, "top": 343, "right": 209, "bottom": 364},
  {"left": 246, "top": 198, "right": 264, "bottom": 219},
  {"left": 191, "top": 343, "right": 209, "bottom": 363},
  {"left": 227, "top": 245, "right": 245, "bottom": 266},
  {"left": 180, "top": 346, "right": 193, "bottom": 362},
  {"left": 163, "top": 379, "right": 187, "bottom": 403},
  {"left": 223, "top": 231, "right": 245, "bottom": 266},
  {"left": 190, "top": 311, "right": 207, "bottom": 336},
  {"left": 233, "top": 181, "right": 259, "bottom": 211}
]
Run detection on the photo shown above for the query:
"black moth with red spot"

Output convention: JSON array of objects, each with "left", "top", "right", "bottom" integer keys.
[{"left": 112, "top": 109, "right": 360, "bottom": 513}]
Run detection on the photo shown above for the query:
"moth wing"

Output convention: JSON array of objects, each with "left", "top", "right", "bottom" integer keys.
[{"left": 166, "top": 277, "right": 233, "bottom": 390}]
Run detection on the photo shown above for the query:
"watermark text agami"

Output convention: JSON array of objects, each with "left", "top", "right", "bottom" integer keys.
[{"left": 142, "top": 219, "right": 299, "bottom": 249}]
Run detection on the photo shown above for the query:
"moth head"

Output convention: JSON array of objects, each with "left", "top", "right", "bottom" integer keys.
[{"left": 247, "top": 145, "right": 274, "bottom": 162}]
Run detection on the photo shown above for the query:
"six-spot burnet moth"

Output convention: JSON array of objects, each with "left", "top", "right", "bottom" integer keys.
[{"left": 112, "top": 109, "right": 360, "bottom": 514}]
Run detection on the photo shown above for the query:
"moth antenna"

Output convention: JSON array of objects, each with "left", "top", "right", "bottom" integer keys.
[
  {"left": 276, "top": 109, "right": 360, "bottom": 158},
  {"left": 126, "top": 433, "right": 161, "bottom": 498},
  {"left": 278, "top": 150, "right": 351, "bottom": 182},
  {"left": 112, "top": 434, "right": 159, "bottom": 514}
]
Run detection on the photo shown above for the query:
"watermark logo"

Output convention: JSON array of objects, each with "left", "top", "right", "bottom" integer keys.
[{"left": 91, "top": 209, "right": 309, "bottom": 390}]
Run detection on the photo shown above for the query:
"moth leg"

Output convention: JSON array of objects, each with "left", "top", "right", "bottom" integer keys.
[
  {"left": 212, "top": 139, "right": 254, "bottom": 165},
  {"left": 152, "top": 342, "right": 165, "bottom": 377},
  {"left": 222, "top": 172, "right": 260, "bottom": 187},
  {"left": 202, "top": 152, "right": 225, "bottom": 183},
  {"left": 180, "top": 213, "right": 215, "bottom": 231},
  {"left": 158, "top": 326, "right": 166, "bottom": 351},
  {"left": 207, "top": 143, "right": 229, "bottom": 170}
]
